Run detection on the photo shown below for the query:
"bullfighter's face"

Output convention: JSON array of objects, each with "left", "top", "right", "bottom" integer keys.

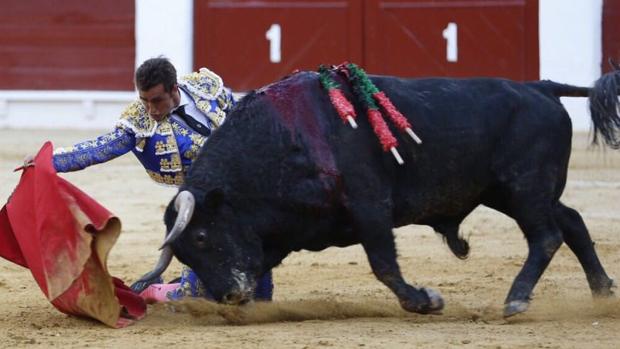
[
  {"left": 139, "top": 83, "right": 181, "bottom": 122},
  {"left": 165, "top": 191, "right": 264, "bottom": 304}
]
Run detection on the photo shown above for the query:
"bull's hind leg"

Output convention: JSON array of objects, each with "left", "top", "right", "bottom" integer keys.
[
  {"left": 432, "top": 221, "right": 470, "bottom": 260},
  {"left": 503, "top": 208, "right": 564, "bottom": 317},
  {"left": 554, "top": 202, "right": 615, "bottom": 296}
]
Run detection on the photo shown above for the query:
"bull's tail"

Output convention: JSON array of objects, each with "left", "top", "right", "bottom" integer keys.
[
  {"left": 527, "top": 80, "right": 591, "bottom": 97},
  {"left": 589, "top": 68, "right": 620, "bottom": 149},
  {"left": 528, "top": 67, "right": 620, "bottom": 149}
]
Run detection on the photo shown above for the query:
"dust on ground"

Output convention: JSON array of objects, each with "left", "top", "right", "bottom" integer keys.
[{"left": 0, "top": 129, "right": 619, "bottom": 348}]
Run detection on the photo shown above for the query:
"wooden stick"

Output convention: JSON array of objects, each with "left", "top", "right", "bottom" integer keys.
[
  {"left": 347, "top": 115, "right": 358, "bottom": 129},
  {"left": 390, "top": 147, "right": 404, "bottom": 165},
  {"left": 405, "top": 128, "right": 423, "bottom": 144}
]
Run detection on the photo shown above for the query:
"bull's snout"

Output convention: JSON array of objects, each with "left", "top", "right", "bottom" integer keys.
[
  {"left": 219, "top": 268, "right": 254, "bottom": 305},
  {"left": 222, "top": 289, "right": 252, "bottom": 305}
]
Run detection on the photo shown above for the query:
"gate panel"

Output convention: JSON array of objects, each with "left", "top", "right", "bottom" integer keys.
[
  {"left": 194, "top": 0, "right": 363, "bottom": 91},
  {"left": 603, "top": 0, "right": 620, "bottom": 73},
  {"left": 0, "top": 0, "right": 135, "bottom": 90},
  {"left": 365, "top": 0, "right": 539, "bottom": 80}
]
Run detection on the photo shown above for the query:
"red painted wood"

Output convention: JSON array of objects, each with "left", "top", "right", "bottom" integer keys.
[
  {"left": 0, "top": 0, "right": 135, "bottom": 90},
  {"left": 194, "top": 0, "right": 539, "bottom": 89},
  {"left": 603, "top": 0, "right": 620, "bottom": 73},
  {"left": 194, "top": 0, "right": 363, "bottom": 91},
  {"left": 365, "top": 0, "right": 539, "bottom": 81}
]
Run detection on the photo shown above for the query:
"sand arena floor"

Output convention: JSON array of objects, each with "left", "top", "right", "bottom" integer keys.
[{"left": 0, "top": 129, "right": 619, "bottom": 348}]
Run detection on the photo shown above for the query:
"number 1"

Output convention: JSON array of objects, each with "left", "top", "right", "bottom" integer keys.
[
  {"left": 442, "top": 22, "right": 458, "bottom": 63},
  {"left": 265, "top": 24, "right": 282, "bottom": 63}
]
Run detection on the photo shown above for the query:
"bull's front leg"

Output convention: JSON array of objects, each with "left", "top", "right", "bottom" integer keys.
[
  {"left": 260, "top": 247, "right": 288, "bottom": 282},
  {"left": 361, "top": 229, "right": 444, "bottom": 314}
]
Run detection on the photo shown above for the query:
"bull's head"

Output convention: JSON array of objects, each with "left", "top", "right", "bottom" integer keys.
[{"left": 142, "top": 190, "right": 264, "bottom": 305}]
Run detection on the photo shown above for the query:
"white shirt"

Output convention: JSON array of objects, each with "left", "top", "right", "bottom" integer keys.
[{"left": 171, "top": 87, "right": 211, "bottom": 128}]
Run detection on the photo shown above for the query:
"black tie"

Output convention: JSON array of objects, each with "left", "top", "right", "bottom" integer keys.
[{"left": 175, "top": 106, "right": 211, "bottom": 137}]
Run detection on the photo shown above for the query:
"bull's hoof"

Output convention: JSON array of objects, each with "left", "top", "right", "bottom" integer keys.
[
  {"left": 594, "top": 278, "right": 617, "bottom": 298},
  {"left": 503, "top": 300, "right": 529, "bottom": 318},
  {"left": 400, "top": 287, "right": 444, "bottom": 314},
  {"left": 421, "top": 287, "right": 444, "bottom": 314}
]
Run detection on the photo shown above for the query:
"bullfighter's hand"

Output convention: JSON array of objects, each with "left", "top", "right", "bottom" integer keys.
[
  {"left": 23, "top": 154, "right": 35, "bottom": 167},
  {"left": 15, "top": 154, "right": 35, "bottom": 171}
]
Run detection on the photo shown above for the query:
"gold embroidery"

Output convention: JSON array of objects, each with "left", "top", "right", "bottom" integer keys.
[
  {"left": 182, "top": 72, "right": 200, "bottom": 83},
  {"left": 160, "top": 158, "right": 170, "bottom": 170},
  {"left": 146, "top": 170, "right": 185, "bottom": 186},
  {"left": 155, "top": 141, "right": 166, "bottom": 154},
  {"left": 53, "top": 129, "right": 130, "bottom": 160},
  {"left": 170, "top": 153, "right": 181, "bottom": 169},
  {"left": 118, "top": 101, "right": 157, "bottom": 137},
  {"left": 159, "top": 153, "right": 182, "bottom": 172},
  {"left": 207, "top": 111, "right": 225, "bottom": 127},
  {"left": 159, "top": 122, "right": 182, "bottom": 173},
  {"left": 189, "top": 133, "right": 204, "bottom": 144},
  {"left": 217, "top": 95, "right": 229, "bottom": 109},
  {"left": 154, "top": 135, "right": 177, "bottom": 155},
  {"left": 157, "top": 121, "right": 173, "bottom": 136},
  {"left": 196, "top": 100, "right": 211, "bottom": 114},
  {"left": 184, "top": 143, "right": 204, "bottom": 161},
  {"left": 180, "top": 67, "right": 223, "bottom": 99}
]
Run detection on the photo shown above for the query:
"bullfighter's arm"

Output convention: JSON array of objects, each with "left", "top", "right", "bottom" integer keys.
[{"left": 52, "top": 128, "right": 135, "bottom": 172}]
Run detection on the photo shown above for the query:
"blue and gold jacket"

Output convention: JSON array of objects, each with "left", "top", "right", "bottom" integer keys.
[{"left": 52, "top": 68, "right": 235, "bottom": 186}]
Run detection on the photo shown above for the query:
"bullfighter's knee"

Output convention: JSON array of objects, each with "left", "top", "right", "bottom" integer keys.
[{"left": 254, "top": 271, "right": 274, "bottom": 301}]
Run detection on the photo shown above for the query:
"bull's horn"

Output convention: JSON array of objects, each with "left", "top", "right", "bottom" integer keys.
[
  {"left": 130, "top": 245, "right": 174, "bottom": 293},
  {"left": 160, "top": 190, "right": 195, "bottom": 249}
]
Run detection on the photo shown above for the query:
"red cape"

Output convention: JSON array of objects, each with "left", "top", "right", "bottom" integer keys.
[{"left": 0, "top": 142, "right": 146, "bottom": 328}]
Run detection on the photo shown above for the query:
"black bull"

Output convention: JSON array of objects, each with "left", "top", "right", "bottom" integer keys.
[{"left": 133, "top": 69, "right": 620, "bottom": 317}]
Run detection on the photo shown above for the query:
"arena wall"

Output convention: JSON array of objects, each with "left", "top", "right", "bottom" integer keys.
[{"left": 0, "top": 0, "right": 605, "bottom": 130}]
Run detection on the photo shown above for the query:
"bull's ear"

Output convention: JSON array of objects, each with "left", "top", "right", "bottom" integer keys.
[{"left": 203, "top": 188, "right": 225, "bottom": 211}]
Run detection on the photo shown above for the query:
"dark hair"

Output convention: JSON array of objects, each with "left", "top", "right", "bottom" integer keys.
[{"left": 135, "top": 57, "right": 177, "bottom": 92}]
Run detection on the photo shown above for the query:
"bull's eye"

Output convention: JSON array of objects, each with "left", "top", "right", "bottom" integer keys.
[{"left": 195, "top": 231, "right": 207, "bottom": 247}]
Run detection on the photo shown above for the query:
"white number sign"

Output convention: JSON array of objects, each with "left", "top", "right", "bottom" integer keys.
[
  {"left": 265, "top": 23, "right": 282, "bottom": 63},
  {"left": 442, "top": 22, "right": 458, "bottom": 63}
]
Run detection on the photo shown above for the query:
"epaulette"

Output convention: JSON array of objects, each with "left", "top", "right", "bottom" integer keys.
[
  {"left": 116, "top": 101, "right": 157, "bottom": 151},
  {"left": 179, "top": 67, "right": 224, "bottom": 101},
  {"left": 179, "top": 67, "right": 229, "bottom": 128}
]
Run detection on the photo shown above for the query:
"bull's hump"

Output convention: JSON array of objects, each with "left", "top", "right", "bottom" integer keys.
[{"left": 262, "top": 71, "right": 339, "bottom": 177}]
